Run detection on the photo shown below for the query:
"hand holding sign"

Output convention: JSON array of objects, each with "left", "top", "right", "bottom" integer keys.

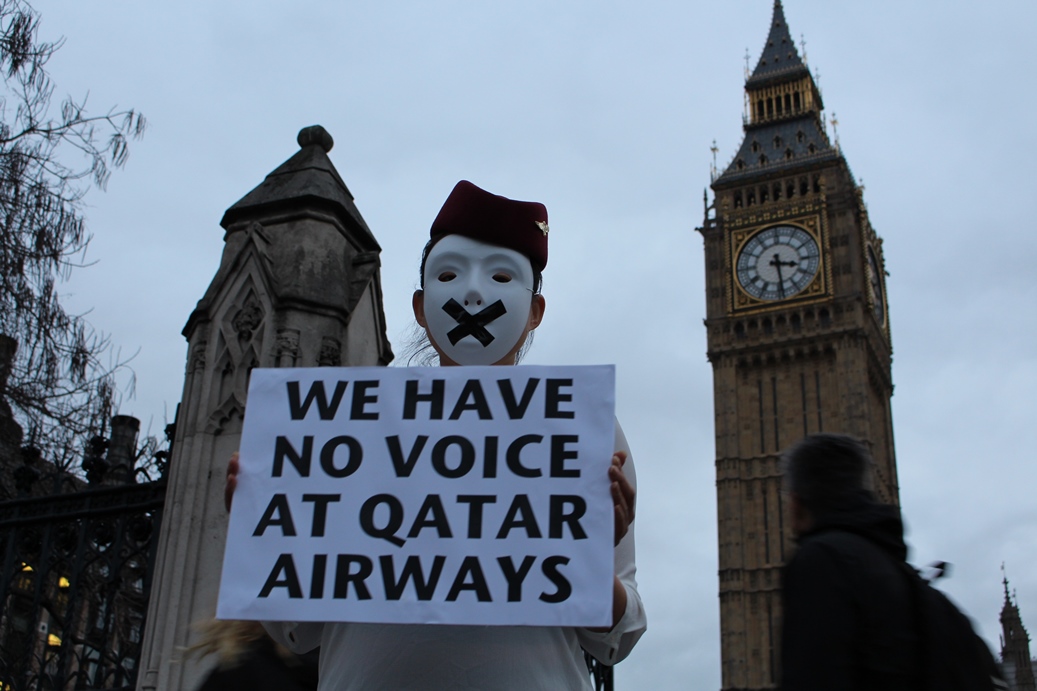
[
  {"left": 225, "top": 452, "right": 239, "bottom": 512},
  {"left": 610, "top": 452, "right": 635, "bottom": 546}
]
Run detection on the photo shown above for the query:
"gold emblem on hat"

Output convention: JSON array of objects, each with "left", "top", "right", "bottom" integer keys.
[{"left": 536, "top": 220, "right": 550, "bottom": 236}]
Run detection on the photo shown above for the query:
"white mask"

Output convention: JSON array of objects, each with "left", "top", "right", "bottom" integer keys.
[{"left": 422, "top": 234, "right": 536, "bottom": 365}]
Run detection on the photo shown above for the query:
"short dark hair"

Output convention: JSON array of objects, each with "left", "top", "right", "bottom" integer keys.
[{"left": 782, "top": 433, "right": 874, "bottom": 513}]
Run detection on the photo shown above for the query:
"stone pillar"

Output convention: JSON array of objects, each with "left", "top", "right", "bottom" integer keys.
[
  {"left": 106, "top": 414, "right": 140, "bottom": 484},
  {"left": 137, "top": 126, "right": 393, "bottom": 690}
]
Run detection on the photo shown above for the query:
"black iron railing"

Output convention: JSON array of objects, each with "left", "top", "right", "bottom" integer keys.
[{"left": 0, "top": 479, "right": 165, "bottom": 691}]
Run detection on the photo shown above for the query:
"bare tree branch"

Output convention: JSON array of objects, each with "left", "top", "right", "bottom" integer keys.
[{"left": 0, "top": 0, "right": 146, "bottom": 470}]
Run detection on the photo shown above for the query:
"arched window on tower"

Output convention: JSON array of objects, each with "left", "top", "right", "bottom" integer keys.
[
  {"left": 734, "top": 190, "right": 744, "bottom": 208},
  {"left": 784, "top": 93, "right": 791, "bottom": 112},
  {"left": 760, "top": 185, "right": 769, "bottom": 203},
  {"left": 759, "top": 154, "right": 768, "bottom": 166},
  {"left": 813, "top": 174, "right": 821, "bottom": 193},
  {"left": 794, "top": 91, "right": 801, "bottom": 111},
  {"left": 786, "top": 179, "right": 795, "bottom": 198},
  {"left": 773, "top": 183, "right": 782, "bottom": 201},
  {"left": 767, "top": 98, "right": 774, "bottom": 117},
  {"left": 747, "top": 189, "right": 756, "bottom": 206},
  {"left": 757, "top": 100, "right": 765, "bottom": 120}
]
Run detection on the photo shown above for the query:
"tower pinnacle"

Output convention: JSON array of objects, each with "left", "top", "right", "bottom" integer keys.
[
  {"left": 747, "top": 0, "right": 809, "bottom": 87},
  {"left": 714, "top": 1, "right": 832, "bottom": 184},
  {"left": 999, "top": 569, "right": 1037, "bottom": 690}
]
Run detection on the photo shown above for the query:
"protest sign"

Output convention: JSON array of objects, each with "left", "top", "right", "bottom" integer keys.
[{"left": 217, "top": 364, "right": 616, "bottom": 627}]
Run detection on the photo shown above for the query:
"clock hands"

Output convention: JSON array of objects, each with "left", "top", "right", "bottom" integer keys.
[
  {"left": 737, "top": 226, "right": 819, "bottom": 301},
  {"left": 769, "top": 252, "right": 797, "bottom": 298}
]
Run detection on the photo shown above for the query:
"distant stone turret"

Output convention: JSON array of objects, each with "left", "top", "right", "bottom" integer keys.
[
  {"left": 1000, "top": 571, "right": 1037, "bottom": 691},
  {"left": 105, "top": 414, "right": 141, "bottom": 484},
  {"left": 137, "top": 126, "right": 393, "bottom": 690}
]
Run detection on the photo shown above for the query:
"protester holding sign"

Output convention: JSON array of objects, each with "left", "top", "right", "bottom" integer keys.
[{"left": 225, "top": 180, "right": 645, "bottom": 690}]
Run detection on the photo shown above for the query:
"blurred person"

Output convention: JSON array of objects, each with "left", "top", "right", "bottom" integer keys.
[
  {"left": 779, "top": 433, "right": 916, "bottom": 690},
  {"left": 188, "top": 619, "right": 318, "bottom": 691}
]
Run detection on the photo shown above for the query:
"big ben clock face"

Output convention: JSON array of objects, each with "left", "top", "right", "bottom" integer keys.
[{"left": 735, "top": 225, "right": 821, "bottom": 301}]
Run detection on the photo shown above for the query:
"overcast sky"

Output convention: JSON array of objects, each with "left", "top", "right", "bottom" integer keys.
[{"left": 30, "top": 0, "right": 1037, "bottom": 687}]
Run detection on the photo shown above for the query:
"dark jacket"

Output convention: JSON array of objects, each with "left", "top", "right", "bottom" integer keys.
[{"left": 780, "top": 491, "right": 918, "bottom": 691}]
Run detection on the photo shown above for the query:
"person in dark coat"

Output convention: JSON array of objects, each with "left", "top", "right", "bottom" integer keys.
[{"left": 780, "top": 433, "right": 917, "bottom": 690}]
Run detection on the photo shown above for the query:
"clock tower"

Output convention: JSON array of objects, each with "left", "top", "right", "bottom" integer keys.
[{"left": 698, "top": 2, "right": 898, "bottom": 688}]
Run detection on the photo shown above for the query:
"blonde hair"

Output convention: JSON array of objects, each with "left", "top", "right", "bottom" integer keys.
[{"left": 187, "top": 619, "right": 293, "bottom": 670}]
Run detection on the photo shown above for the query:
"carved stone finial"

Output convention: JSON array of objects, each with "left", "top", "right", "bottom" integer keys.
[
  {"left": 318, "top": 337, "right": 342, "bottom": 367},
  {"left": 297, "top": 125, "right": 334, "bottom": 153},
  {"left": 232, "top": 297, "right": 264, "bottom": 342}
]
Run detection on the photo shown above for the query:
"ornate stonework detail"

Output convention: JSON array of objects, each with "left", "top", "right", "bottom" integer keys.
[
  {"left": 188, "top": 341, "right": 207, "bottom": 374},
  {"left": 232, "top": 297, "right": 264, "bottom": 341},
  {"left": 347, "top": 252, "right": 380, "bottom": 314},
  {"left": 275, "top": 329, "right": 301, "bottom": 368},
  {"left": 205, "top": 394, "right": 245, "bottom": 435},
  {"left": 247, "top": 221, "right": 270, "bottom": 245},
  {"left": 317, "top": 337, "right": 341, "bottom": 367},
  {"left": 216, "top": 357, "right": 235, "bottom": 404}
]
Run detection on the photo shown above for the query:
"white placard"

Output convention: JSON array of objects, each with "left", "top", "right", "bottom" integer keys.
[{"left": 217, "top": 365, "right": 616, "bottom": 627}]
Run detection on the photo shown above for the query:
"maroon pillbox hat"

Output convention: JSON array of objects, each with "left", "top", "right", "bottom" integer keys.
[{"left": 429, "top": 180, "right": 549, "bottom": 272}]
